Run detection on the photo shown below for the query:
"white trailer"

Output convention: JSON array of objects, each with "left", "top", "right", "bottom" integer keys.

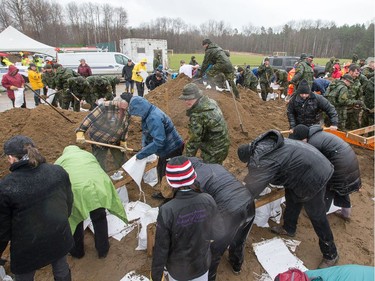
[{"left": 120, "top": 38, "right": 168, "bottom": 72}]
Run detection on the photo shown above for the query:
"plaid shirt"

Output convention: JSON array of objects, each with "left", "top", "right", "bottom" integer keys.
[{"left": 77, "top": 101, "right": 130, "bottom": 144}]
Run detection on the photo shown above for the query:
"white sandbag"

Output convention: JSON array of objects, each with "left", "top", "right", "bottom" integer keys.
[
  {"left": 117, "top": 185, "right": 129, "bottom": 204},
  {"left": 143, "top": 167, "right": 158, "bottom": 187},
  {"left": 254, "top": 197, "right": 284, "bottom": 228},
  {"left": 135, "top": 207, "right": 159, "bottom": 251},
  {"left": 14, "top": 88, "right": 24, "bottom": 108},
  {"left": 119, "top": 271, "right": 150, "bottom": 281}
]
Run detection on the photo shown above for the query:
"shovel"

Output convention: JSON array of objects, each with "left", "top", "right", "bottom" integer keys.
[
  {"left": 84, "top": 140, "right": 138, "bottom": 152},
  {"left": 225, "top": 80, "right": 248, "bottom": 136}
]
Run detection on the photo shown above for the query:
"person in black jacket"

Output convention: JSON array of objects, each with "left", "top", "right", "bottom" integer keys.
[
  {"left": 0, "top": 135, "right": 73, "bottom": 281},
  {"left": 287, "top": 79, "right": 338, "bottom": 132},
  {"left": 290, "top": 124, "right": 361, "bottom": 222},
  {"left": 151, "top": 156, "right": 222, "bottom": 281},
  {"left": 145, "top": 72, "right": 166, "bottom": 91},
  {"left": 122, "top": 59, "right": 135, "bottom": 93},
  {"left": 238, "top": 130, "right": 339, "bottom": 269},
  {"left": 189, "top": 157, "right": 255, "bottom": 279}
]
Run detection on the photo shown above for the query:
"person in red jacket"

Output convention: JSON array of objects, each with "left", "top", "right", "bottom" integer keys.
[
  {"left": 77, "top": 58, "right": 92, "bottom": 78},
  {"left": 1, "top": 65, "right": 26, "bottom": 108}
]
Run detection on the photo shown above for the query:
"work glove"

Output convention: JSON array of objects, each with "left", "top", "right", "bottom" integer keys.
[
  {"left": 76, "top": 131, "right": 85, "bottom": 144},
  {"left": 120, "top": 141, "right": 127, "bottom": 149}
]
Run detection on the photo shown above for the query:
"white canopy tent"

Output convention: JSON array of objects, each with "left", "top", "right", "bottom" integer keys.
[{"left": 0, "top": 26, "right": 56, "bottom": 57}]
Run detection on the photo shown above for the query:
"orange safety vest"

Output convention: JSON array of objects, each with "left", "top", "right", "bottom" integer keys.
[{"left": 287, "top": 68, "right": 295, "bottom": 96}]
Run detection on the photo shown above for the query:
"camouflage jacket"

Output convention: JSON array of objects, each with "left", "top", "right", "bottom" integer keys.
[
  {"left": 291, "top": 61, "right": 314, "bottom": 88},
  {"left": 325, "top": 60, "right": 334, "bottom": 74},
  {"left": 257, "top": 64, "right": 274, "bottom": 83},
  {"left": 326, "top": 80, "right": 353, "bottom": 107},
  {"left": 201, "top": 43, "right": 233, "bottom": 75},
  {"left": 185, "top": 95, "right": 230, "bottom": 164},
  {"left": 102, "top": 75, "right": 120, "bottom": 92},
  {"left": 275, "top": 69, "right": 288, "bottom": 83},
  {"left": 363, "top": 77, "right": 374, "bottom": 109},
  {"left": 361, "top": 66, "right": 374, "bottom": 79},
  {"left": 86, "top": 76, "right": 113, "bottom": 100},
  {"left": 54, "top": 67, "right": 78, "bottom": 90},
  {"left": 67, "top": 77, "right": 91, "bottom": 99},
  {"left": 42, "top": 71, "right": 55, "bottom": 88},
  {"left": 243, "top": 68, "right": 258, "bottom": 90}
]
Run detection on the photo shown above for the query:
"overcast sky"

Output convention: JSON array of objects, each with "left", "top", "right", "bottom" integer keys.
[{"left": 62, "top": 0, "right": 374, "bottom": 30}]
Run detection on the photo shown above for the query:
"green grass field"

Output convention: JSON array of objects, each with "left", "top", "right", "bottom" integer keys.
[{"left": 167, "top": 53, "right": 349, "bottom": 72}]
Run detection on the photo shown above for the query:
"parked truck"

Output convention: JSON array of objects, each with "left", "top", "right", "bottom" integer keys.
[{"left": 267, "top": 56, "right": 325, "bottom": 78}]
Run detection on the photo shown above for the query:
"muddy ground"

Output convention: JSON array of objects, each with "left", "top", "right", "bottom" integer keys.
[{"left": 0, "top": 75, "right": 373, "bottom": 280}]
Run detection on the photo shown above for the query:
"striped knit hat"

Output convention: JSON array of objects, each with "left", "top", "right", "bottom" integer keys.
[{"left": 166, "top": 156, "right": 197, "bottom": 188}]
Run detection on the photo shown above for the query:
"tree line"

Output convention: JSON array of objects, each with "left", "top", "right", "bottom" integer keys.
[{"left": 0, "top": 0, "right": 373, "bottom": 59}]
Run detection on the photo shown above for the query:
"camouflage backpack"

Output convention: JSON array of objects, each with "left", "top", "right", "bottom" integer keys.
[{"left": 325, "top": 80, "right": 345, "bottom": 105}]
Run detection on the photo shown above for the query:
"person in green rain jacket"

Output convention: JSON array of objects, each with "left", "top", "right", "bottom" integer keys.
[{"left": 55, "top": 145, "right": 127, "bottom": 259}]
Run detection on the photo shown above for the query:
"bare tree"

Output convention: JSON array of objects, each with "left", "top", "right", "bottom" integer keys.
[{"left": 3, "top": 0, "right": 28, "bottom": 31}]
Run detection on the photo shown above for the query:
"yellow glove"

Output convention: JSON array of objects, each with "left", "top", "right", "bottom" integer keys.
[
  {"left": 120, "top": 141, "right": 127, "bottom": 149},
  {"left": 76, "top": 131, "right": 85, "bottom": 144}
]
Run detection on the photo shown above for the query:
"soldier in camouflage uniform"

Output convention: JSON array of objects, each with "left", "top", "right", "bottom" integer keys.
[
  {"left": 346, "top": 64, "right": 369, "bottom": 130},
  {"left": 53, "top": 64, "right": 79, "bottom": 110},
  {"left": 326, "top": 74, "right": 363, "bottom": 131},
  {"left": 236, "top": 66, "right": 258, "bottom": 93},
  {"left": 67, "top": 77, "right": 92, "bottom": 112},
  {"left": 257, "top": 58, "right": 274, "bottom": 101},
  {"left": 200, "top": 39, "right": 239, "bottom": 98},
  {"left": 361, "top": 61, "right": 374, "bottom": 79},
  {"left": 325, "top": 57, "right": 335, "bottom": 76},
  {"left": 41, "top": 64, "right": 59, "bottom": 107},
  {"left": 86, "top": 76, "right": 114, "bottom": 101},
  {"left": 362, "top": 77, "right": 374, "bottom": 127},
  {"left": 290, "top": 53, "right": 314, "bottom": 91},
  {"left": 102, "top": 75, "right": 120, "bottom": 97},
  {"left": 274, "top": 69, "right": 288, "bottom": 97},
  {"left": 179, "top": 83, "right": 230, "bottom": 164}
]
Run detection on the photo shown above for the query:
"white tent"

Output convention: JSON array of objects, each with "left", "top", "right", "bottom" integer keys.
[{"left": 0, "top": 26, "right": 56, "bottom": 57}]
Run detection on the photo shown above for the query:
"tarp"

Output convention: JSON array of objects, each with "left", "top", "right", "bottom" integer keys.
[{"left": 0, "top": 26, "right": 56, "bottom": 57}]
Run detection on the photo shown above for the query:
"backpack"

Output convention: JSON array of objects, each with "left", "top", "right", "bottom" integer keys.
[{"left": 274, "top": 268, "right": 310, "bottom": 281}]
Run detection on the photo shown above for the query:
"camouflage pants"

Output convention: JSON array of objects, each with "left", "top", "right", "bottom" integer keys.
[
  {"left": 279, "top": 81, "right": 288, "bottom": 96},
  {"left": 207, "top": 69, "right": 239, "bottom": 98},
  {"left": 346, "top": 109, "right": 361, "bottom": 130},
  {"left": 61, "top": 90, "right": 74, "bottom": 110},
  {"left": 362, "top": 109, "right": 374, "bottom": 127},
  {"left": 201, "top": 144, "right": 230, "bottom": 165},
  {"left": 337, "top": 107, "right": 347, "bottom": 131},
  {"left": 260, "top": 82, "right": 272, "bottom": 101}
]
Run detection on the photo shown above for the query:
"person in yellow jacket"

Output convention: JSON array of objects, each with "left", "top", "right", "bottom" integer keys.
[
  {"left": 132, "top": 58, "right": 147, "bottom": 97},
  {"left": 2, "top": 57, "right": 13, "bottom": 66},
  {"left": 21, "top": 55, "right": 31, "bottom": 67},
  {"left": 28, "top": 63, "right": 44, "bottom": 106}
]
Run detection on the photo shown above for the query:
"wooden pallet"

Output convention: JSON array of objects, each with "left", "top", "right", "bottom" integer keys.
[{"left": 324, "top": 125, "right": 374, "bottom": 151}]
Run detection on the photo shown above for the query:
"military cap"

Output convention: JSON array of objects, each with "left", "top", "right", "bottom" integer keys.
[
  {"left": 202, "top": 39, "right": 212, "bottom": 46},
  {"left": 308, "top": 55, "right": 314, "bottom": 59},
  {"left": 264, "top": 57, "right": 270, "bottom": 62},
  {"left": 179, "top": 83, "right": 203, "bottom": 100},
  {"left": 342, "top": 74, "right": 354, "bottom": 84},
  {"left": 44, "top": 64, "right": 52, "bottom": 69},
  {"left": 237, "top": 67, "right": 244, "bottom": 72},
  {"left": 300, "top": 53, "right": 308, "bottom": 60}
]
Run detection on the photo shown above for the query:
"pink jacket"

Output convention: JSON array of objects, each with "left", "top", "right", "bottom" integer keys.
[{"left": 1, "top": 65, "right": 25, "bottom": 100}]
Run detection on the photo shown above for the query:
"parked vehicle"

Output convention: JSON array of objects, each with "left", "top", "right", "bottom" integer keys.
[
  {"left": 265, "top": 56, "right": 326, "bottom": 78},
  {"left": 57, "top": 52, "right": 131, "bottom": 77},
  {"left": 0, "top": 65, "right": 29, "bottom": 85}
]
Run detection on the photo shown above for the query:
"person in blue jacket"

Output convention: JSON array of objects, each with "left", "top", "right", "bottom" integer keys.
[{"left": 126, "top": 95, "right": 184, "bottom": 199}]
